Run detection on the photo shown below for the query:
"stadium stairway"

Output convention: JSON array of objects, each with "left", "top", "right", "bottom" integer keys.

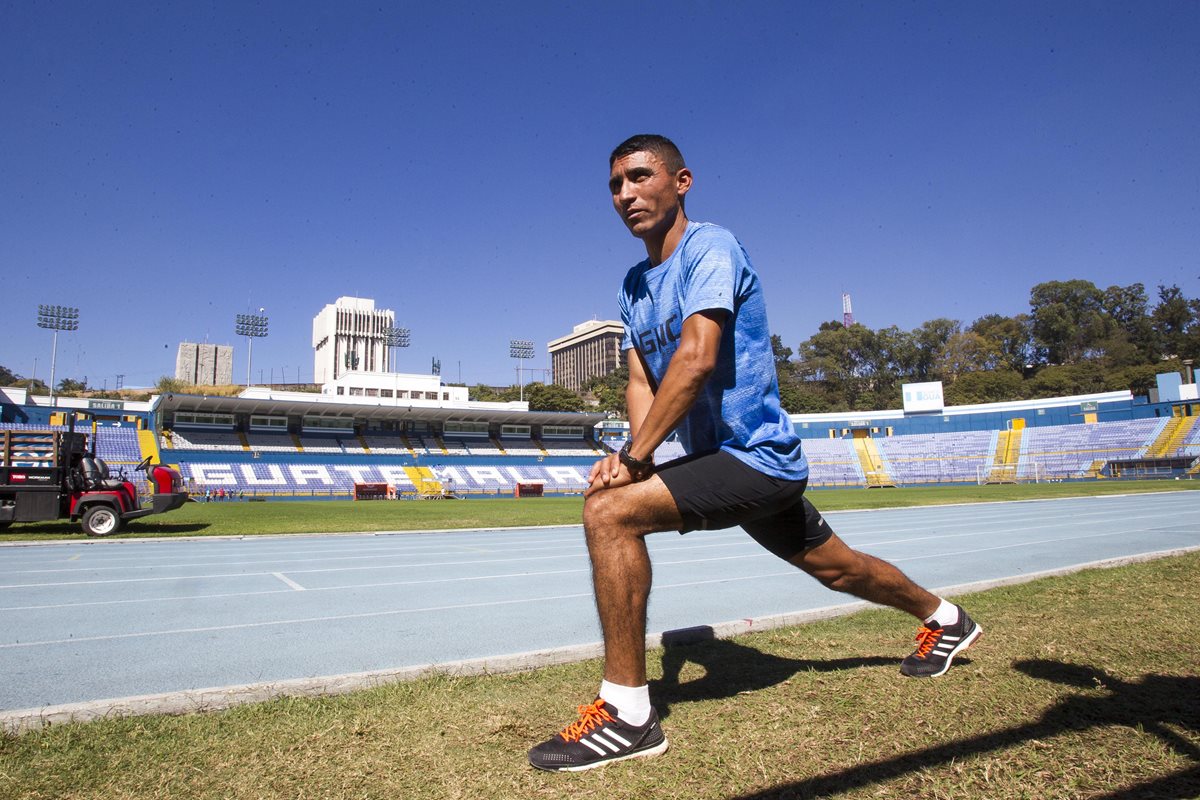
[
  {"left": 987, "top": 428, "right": 1023, "bottom": 483},
  {"left": 357, "top": 433, "right": 372, "bottom": 454},
  {"left": 403, "top": 466, "right": 443, "bottom": 496},
  {"left": 291, "top": 433, "right": 304, "bottom": 452},
  {"left": 137, "top": 429, "right": 163, "bottom": 465},
  {"left": 852, "top": 437, "right": 894, "bottom": 487},
  {"left": 237, "top": 431, "right": 251, "bottom": 451},
  {"left": 1147, "top": 415, "right": 1197, "bottom": 458},
  {"left": 490, "top": 436, "right": 508, "bottom": 455}
]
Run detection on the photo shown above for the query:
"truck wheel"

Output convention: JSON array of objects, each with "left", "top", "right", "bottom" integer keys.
[{"left": 82, "top": 506, "right": 121, "bottom": 537}]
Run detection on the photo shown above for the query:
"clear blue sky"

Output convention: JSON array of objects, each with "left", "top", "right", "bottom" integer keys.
[{"left": 2, "top": 2, "right": 1197, "bottom": 389}]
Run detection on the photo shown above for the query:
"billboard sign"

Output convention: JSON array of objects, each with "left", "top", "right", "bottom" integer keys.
[{"left": 902, "top": 381, "right": 945, "bottom": 413}]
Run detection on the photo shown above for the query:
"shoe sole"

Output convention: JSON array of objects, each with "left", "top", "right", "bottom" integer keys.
[
  {"left": 536, "top": 738, "right": 670, "bottom": 772},
  {"left": 925, "top": 623, "right": 983, "bottom": 678}
]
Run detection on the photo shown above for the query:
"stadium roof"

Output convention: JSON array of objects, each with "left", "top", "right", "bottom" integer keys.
[{"left": 151, "top": 392, "right": 608, "bottom": 428}]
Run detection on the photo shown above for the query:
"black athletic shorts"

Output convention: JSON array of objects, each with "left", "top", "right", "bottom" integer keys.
[{"left": 655, "top": 449, "right": 834, "bottom": 561}]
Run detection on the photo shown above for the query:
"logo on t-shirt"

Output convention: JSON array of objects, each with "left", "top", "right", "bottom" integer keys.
[{"left": 636, "top": 315, "right": 680, "bottom": 356}]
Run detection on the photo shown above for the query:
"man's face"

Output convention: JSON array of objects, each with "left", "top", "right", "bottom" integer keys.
[{"left": 609, "top": 151, "right": 691, "bottom": 240}]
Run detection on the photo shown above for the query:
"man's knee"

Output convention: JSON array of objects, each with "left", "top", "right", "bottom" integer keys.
[{"left": 583, "top": 490, "right": 638, "bottom": 540}]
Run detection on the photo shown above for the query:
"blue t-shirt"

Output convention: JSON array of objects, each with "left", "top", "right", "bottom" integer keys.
[{"left": 619, "top": 221, "right": 808, "bottom": 481}]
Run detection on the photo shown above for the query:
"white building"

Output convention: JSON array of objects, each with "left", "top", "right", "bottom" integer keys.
[
  {"left": 320, "top": 370, "right": 471, "bottom": 404},
  {"left": 312, "top": 297, "right": 396, "bottom": 383}
]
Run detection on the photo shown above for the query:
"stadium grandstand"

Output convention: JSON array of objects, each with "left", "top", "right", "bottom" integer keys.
[{"left": 2, "top": 378, "right": 1198, "bottom": 499}]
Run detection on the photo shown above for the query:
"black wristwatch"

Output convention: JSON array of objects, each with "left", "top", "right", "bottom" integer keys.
[{"left": 618, "top": 440, "right": 655, "bottom": 479}]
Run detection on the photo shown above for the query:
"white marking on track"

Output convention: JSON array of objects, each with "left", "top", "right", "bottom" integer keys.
[{"left": 272, "top": 573, "right": 306, "bottom": 591}]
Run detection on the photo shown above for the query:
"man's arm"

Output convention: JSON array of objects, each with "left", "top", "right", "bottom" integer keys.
[
  {"left": 587, "top": 309, "right": 726, "bottom": 494},
  {"left": 626, "top": 308, "right": 726, "bottom": 462}
]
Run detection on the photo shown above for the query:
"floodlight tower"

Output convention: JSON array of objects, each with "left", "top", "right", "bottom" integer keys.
[
  {"left": 36, "top": 304, "right": 80, "bottom": 404},
  {"left": 235, "top": 311, "right": 269, "bottom": 387},
  {"left": 842, "top": 293, "right": 855, "bottom": 328},
  {"left": 382, "top": 325, "right": 411, "bottom": 371},
  {"left": 509, "top": 339, "right": 535, "bottom": 402}
]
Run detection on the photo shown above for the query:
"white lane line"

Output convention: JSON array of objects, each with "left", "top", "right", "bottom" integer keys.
[
  {"left": 0, "top": 552, "right": 587, "bottom": 590},
  {"left": 272, "top": 573, "right": 306, "bottom": 592},
  {"left": 0, "top": 542, "right": 586, "bottom": 576}
]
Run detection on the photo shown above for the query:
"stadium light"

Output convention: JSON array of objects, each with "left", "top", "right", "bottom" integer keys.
[
  {"left": 383, "top": 325, "right": 411, "bottom": 372},
  {"left": 37, "top": 304, "right": 80, "bottom": 405},
  {"left": 235, "top": 312, "right": 269, "bottom": 387},
  {"left": 509, "top": 338, "right": 535, "bottom": 402}
]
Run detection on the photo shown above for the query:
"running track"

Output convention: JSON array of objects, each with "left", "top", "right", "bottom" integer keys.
[{"left": 1, "top": 491, "right": 1196, "bottom": 729}]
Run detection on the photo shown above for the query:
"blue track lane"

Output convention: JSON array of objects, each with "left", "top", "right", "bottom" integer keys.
[{"left": 1, "top": 491, "right": 1196, "bottom": 713}]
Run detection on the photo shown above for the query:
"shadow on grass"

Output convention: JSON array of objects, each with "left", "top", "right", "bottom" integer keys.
[
  {"left": 649, "top": 626, "right": 896, "bottom": 720},
  {"left": 727, "top": 659, "right": 1200, "bottom": 799},
  {"left": 0, "top": 521, "right": 212, "bottom": 539}
]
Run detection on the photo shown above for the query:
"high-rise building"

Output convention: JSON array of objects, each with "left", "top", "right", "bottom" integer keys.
[
  {"left": 175, "top": 342, "right": 234, "bottom": 385},
  {"left": 312, "top": 297, "right": 397, "bottom": 383},
  {"left": 548, "top": 320, "right": 624, "bottom": 392}
]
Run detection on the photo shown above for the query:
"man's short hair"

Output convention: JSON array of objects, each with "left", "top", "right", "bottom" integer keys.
[{"left": 609, "top": 134, "right": 687, "bottom": 173}]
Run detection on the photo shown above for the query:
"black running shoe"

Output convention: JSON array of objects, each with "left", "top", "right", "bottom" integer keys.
[
  {"left": 528, "top": 698, "right": 668, "bottom": 772},
  {"left": 900, "top": 605, "right": 982, "bottom": 678}
]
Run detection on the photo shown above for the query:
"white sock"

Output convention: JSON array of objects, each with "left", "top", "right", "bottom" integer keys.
[
  {"left": 599, "top": 680, "right": 651, "bottom": 726},
  {"left": 924, "top": 598, "right": 959, "bottom": 627}
]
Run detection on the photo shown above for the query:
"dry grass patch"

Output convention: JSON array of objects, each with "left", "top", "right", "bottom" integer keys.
[{"left": 2, "top": 554, "right": 1197, "bottom": 799}]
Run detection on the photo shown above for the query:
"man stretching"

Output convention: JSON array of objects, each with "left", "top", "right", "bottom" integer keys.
[{"left": 528, "top": 134, "right": 981, "bottom": 772}]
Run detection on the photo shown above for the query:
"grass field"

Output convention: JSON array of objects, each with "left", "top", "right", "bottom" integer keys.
[
  {"left": 1, "top": 551, "right": 1196, "bottom": 799},
  {"left": 2, "top": 480, "right": 1198, "bottom": 542}
]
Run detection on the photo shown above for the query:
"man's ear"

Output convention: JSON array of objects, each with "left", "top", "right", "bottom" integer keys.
[{"left": 676, "top": 168, "right": 693, "bottom": 199}]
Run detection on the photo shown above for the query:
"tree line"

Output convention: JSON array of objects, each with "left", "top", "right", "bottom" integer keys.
[
  {"left": 502, "top": 279, "right": 1200, "bottom": 415},
  {"left": 775, "top": 280, "right": 1198, "bottom": 413}
]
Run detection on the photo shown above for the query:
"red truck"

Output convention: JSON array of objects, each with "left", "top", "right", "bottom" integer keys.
[{"left": 0, "top": 426, "right": 188, "bottom": 536}]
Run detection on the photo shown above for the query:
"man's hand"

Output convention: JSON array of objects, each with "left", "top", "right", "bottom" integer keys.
[{"left": 585, "top": 452, "right": 638, "bottom": 497}]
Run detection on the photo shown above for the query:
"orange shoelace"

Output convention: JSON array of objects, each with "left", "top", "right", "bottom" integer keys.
[
  {"left": 911, "top": 625, "right": 944, "bottom": 659},
  {"left": 558, "top": 700, "right": 617, "bottom": 742}
]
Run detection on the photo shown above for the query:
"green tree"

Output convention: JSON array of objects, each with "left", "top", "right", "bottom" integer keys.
[
  {"left": 912, "top": 318, "right": 960, "bottom": 380},
  {"left": 1025, "top": 363, "right": 1108, "bottom": 398},
  {"left": 1151, "top": 284, "right": 1199, "bottom": 360},
  {"left": 873, "top": 325, "right": 919, "bottom": 381},
  {"left": 935, "top": 331, "right": 992, "bottom": 383},
  {"left": 0, "top": 365, "right": 18, "bottom": 385},
  {"left": 770, "top": 334, "right": 808, "bottom": 414},
  {"left": 969, "top": 313, "right": 1035, "bottom": 371},
  {"left": 12, "top": 378, "right": 48, "bottom": 393},
  {"left": 943, "top": 369, "right": 1025, "bottom": 405},
  {"left": 468, "top": 384, "right": 520, "bottom": 402},
  {"left": 796, "top": 321, "right": 878, "bottom": 409},
  {"left": 584, "top": 365, "right": 629, "bottom": 417},
  {"left": 1101, "top": 283, "right": 1153, "bottom": 359},
  {"left": 56, "top": 378, "right": 87, "bottom": 396},
  {"left": 1104, "top": 363, "right": 1163, "bottom": 395},
  {"left": 1029, "top": 279, "right": 1113, "bottom": 364},
  {"left": 523, "top": 382, "right": 585, "bottom": 412},
  {"left": 156, "top": 376, "right": 187, "bottom": 394}
]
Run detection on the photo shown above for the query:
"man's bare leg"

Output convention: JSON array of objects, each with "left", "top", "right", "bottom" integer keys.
[
  {"left": 790, "top": 533, "right": 940, "bottom": 619},
  {"left": 527, "top": 476, "right": 681, "bottom": 772},
  {"left": 790, "top": 531, "right": 982, "bottom": 677},
  {"left": 582, "top": 475, "right": 683, "bottom": 687}
]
